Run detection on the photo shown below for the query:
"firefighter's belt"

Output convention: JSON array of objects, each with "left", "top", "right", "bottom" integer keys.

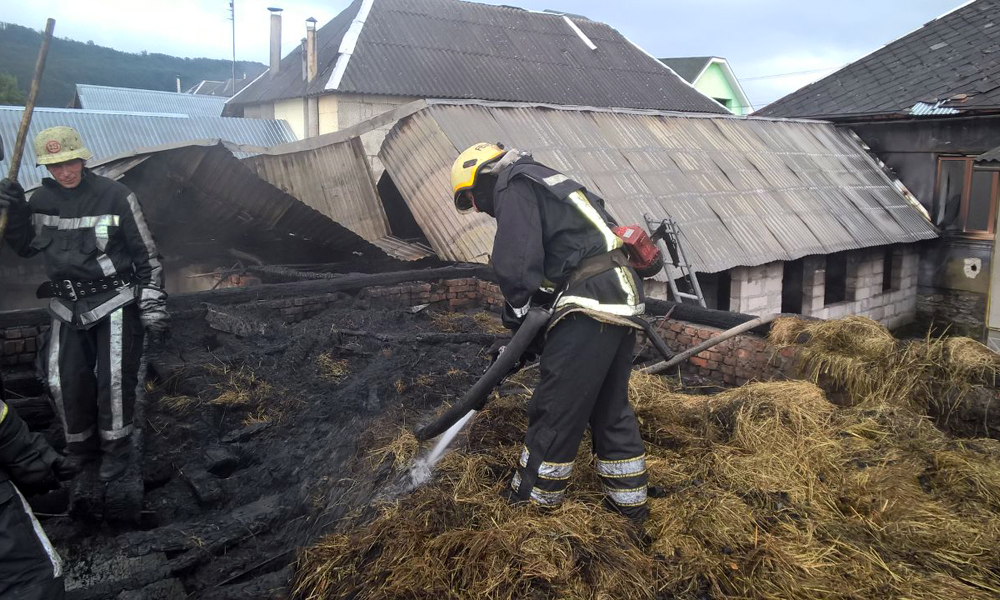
[
  {"left": 37, "top": 272, "right": 137, "bottom": 301},
  {"left": 565, "top": 248, "right": 629, "bottom": 289}
]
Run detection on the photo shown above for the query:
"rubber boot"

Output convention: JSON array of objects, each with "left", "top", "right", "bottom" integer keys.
[{"left": 99, "top": 452, "right": 130, "bottom": 482}]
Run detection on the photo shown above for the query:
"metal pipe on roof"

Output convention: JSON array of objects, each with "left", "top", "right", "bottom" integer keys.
[
  {"left": 306, "top": 17, "right": 319, "bottom": 137},
  {"left": 268, "top": 7, "right": 283, "bottom": 79},
  {"left": 306, "top": 17, "right": 317, "bottom": 83}
]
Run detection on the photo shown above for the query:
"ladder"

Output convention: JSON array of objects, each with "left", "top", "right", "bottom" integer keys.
[{"left": 644, "top": 214, "right": 707, "bottom": 308}]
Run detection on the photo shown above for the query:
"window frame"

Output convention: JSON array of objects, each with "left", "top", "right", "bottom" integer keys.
[{"left": 935, "top": 156, "right": 1000, "bottom": 238}]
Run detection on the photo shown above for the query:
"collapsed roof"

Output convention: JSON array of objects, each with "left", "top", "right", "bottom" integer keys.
[
  {"left": 378, "top": 100, "right": 937, "bottom": 274},
  {"left": 758, "top": 0, "right": 1000, "bottom": 119},
  {"left": 0, "top": 106, "right": 296, "bottom": 190},
  {"left": 228, "top": 0, "right": 726, "bottom": 114},
  {"left": 89, "top": 141, "right": 390, "bottom": 264}
]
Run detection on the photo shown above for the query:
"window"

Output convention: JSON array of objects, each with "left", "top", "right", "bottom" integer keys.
[
  {"left": 936, "top": 157, "right": 1000, "bottom": 235},
  {"left": 781, "top": 259, "right": 804, "bottom": 314},
  {"left": 824, "top": 252, "right": 854, "bottom": 305},
  {"left": 882, "top": 248, "right": 901, "bottom": 293}
]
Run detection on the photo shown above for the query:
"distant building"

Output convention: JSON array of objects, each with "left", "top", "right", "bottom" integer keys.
[
  {"left": 756, "top": 0, "right": 1000, "bottom": 341},
  {"left": 226, "top": 0, "right": 727, "bottom": 175},
  {"left": 186, "top": 77, "right": 254, "bottom": 98},
  {"left": 73, "top": 83, "right": 227, "bottom": 117},
  {"left": 659, "top": 56, "right": 751, "bottom": 115}
]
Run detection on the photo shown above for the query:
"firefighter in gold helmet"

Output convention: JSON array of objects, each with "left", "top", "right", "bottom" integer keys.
[
  {"left": 451, "top": 142, "right": 649, "bottom": 524},
  {"left": 0, "top": 126, "right": 168, "bottom": 482}
]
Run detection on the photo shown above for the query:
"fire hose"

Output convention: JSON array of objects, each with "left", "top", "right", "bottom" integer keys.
[{"left": 414, "top": 309, "right": 677, "bottom": 442}]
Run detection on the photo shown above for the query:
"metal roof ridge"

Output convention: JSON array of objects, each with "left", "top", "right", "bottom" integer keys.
[
  {"left": 0, "top": 105, "right": 193, "bottom": 118},
  {"left": 76, "top": 83, "right": 226, "bottom": 98},
  {"left": 420, "top": 98, "right": 831, "bottom": 124},
  {"left": 325, "top": 0, "right": 375, "bottom": 91}
]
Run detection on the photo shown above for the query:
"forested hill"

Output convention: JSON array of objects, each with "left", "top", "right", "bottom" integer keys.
[{"left": 0, "top": 22, "right": 266, "bottom": 107}]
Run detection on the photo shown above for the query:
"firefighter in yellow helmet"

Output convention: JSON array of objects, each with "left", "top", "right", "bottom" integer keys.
[
  {"left": 0, "top": 126, "right": 168, "bottom": 482},
  {"left": 451, "top": 143, "right": 649, "bottom": 524}
]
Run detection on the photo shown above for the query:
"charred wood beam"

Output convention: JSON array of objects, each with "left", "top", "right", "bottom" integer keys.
[
  {"left": 331, "top": 328, "right": 502, "bottom": 346},
  {"left": 0, "top": 264, "right": 494, "bottom": 329}
]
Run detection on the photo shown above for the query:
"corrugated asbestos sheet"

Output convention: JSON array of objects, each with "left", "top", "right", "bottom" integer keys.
[
  {"left": 0, "top": 106, "right": 296, "bottom": 190},
  {"left": 379, "top": 101, "right": 938, "bottom": 274},
  {"left": 75, "top": 84, "right": 228, "bottom": 117},
  {"left": 243, "top": 137, "right": 389, "bottom": 240},
  {"left": 231, "top": 0, "right": 725, "bottom": 115},
  {"left": 90, "top": 142, "right": 387, "bottom": 261},
  {"left": 977, "top": 145, "right": 1000, "bottom": 163},
  {"left": 242, "top": 134, "right": 433, "bottom": 260}
]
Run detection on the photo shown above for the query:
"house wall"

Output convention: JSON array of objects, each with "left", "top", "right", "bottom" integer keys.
[
  {"left": 271, "top": 98, "right": 306, "bottom": 140},
  {"left": 695, "top": 63, "right": 744, "bottom": 116},
  {"left": 848, "top": 115, "right": 1000, "bottom": 335},
  {"left": 317, "top": 93, "right": 420, "bottom": 179}
]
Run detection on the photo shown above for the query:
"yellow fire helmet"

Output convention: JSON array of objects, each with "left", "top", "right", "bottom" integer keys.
[
  {"left": 33, "top": 126, "right": 94, "bottom": 166},
  {"left": 451, "top": 142, "right": 505, "bottom": 213}
]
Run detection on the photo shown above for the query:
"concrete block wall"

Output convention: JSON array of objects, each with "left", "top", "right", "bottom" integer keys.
[
  {"left": 802, "top": 246, "right": 919, "bottom": 329},
  {"left": 729, "top": 262, "right": 784, "bottom": 315},
  {"left": 318, "top": 93, "right": 419, "bottom": 180}
]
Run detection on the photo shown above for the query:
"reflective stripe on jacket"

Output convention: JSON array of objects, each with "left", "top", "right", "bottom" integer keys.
[
  {"left": 491, "top": 159, "right": 644, "bottom": 328},
  {"left": 4, "top": 170, "right": 166, "bottom": 329}
]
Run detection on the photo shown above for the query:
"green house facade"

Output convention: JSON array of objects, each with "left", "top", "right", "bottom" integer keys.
[{"left": 659, "top": 56, "right": 751, "bottom": 116}]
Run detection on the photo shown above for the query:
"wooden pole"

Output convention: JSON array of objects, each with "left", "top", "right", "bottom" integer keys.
[{"left": 0, "top": 18, "right": 56, "bottom": 260}]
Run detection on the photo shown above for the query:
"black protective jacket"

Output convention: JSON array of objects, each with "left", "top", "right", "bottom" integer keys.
[
  {"left": 0, "top": 401, "right": 60, "bottom": 491},
  {"left": 4, "top": 170, "right": 166, "bottom": 329},
  {"left": 490, "top": 158, "right": 644, "bottom": 328}
]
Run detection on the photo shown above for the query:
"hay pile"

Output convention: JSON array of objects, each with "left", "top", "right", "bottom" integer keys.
[{"left": 293, "top": 318, "right": 1000, "bottom": 599}]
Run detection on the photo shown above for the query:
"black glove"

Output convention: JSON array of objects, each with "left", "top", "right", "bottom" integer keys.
[
  {"left": 0, "top": 178, "right": 26, "bottom": 211},
  {"left": 487, "top": 338, "right": 511, "bottom": 363},
  {"left": 51, "top": 455, "right": 80, "bottom": 481}
]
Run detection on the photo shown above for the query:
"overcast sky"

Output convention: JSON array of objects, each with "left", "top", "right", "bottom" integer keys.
[{"left": 4, "top": 0, "right": 965, "bottom": 110}]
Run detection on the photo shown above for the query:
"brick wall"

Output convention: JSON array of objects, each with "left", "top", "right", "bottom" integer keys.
[
  {"left": 729, "top": 262, "right": 784, "bottom": 315},
  {"left": 646, "top": 319, "right": 796, "bottom": 386},
  {"left": 2, "top": 277, "right": 791, "bottom": 388},
  {"left": 1, "top": 324, "right": 47, "bottom": 367}
]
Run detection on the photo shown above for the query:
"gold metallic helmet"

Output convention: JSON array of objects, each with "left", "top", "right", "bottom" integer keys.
[
  {"left": 33, "top": 126, "right": 94, "bottom": 166},
  {"left": 451, "top": 142, "right": 505, "bottom": 213}
]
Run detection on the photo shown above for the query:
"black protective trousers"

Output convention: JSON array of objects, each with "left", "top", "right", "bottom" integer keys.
[
  {"left": 45, "top": 303, "right": 144, "bottom": 459},
  {"left": 509, "top": 314, "right": 649, "bottom": 521},
  {"left": 0, "top": 481, "right": 65, "bottom": 600}
]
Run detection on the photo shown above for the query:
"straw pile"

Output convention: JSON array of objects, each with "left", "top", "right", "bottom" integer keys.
[{"left": 293, "top": 318, "right": 1000, "bottom": 599}]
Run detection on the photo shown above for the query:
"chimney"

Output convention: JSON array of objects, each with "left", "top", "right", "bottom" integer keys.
[
  {"left": 300, "top": 37, "right": 307, "bottom": 81},
  {"left": 175, "top": 75, "right": 181, "bottom": 93},
  {"left": 268, "top": 7, "right": 282, "bottom": 78},
  {"left": 306, "top": 17, "right": 318, "bottom": 83}
]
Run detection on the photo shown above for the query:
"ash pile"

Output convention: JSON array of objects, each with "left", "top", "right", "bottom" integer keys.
[{"left": 15, "top": 273, "right": 509, "bottom": 599}]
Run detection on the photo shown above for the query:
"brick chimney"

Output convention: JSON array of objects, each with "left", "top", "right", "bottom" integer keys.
[{"left": 268, "top": 7, "right": 283, "bottom": 78}]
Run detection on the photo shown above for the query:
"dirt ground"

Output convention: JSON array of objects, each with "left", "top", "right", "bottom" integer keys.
[{"left": 33, "top": 292, "right": 509, "bottom": 599}]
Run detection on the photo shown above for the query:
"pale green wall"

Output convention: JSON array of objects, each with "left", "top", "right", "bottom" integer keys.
[{"left": 695, "top": 62, "right": 746, "bottom": 116}]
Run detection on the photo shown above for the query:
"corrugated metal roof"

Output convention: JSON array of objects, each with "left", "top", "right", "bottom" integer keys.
[
  {"left": 908, "top": 101, "right": 962, "bottom": 116},
  {"left": 977, "top": 145, "right": 1000, "bottom": 163},
  {"left": 89, "top": 142, "right": 389, "bottom": 261},
  {"left": 0, "top": 106, "right": 296, "bottom": 190},
  {"left": 378, "top": 101, "right": 938, "bottom": 275},
  {"left": 76, "top": 84, "right": 228, "bottom": 116},
  {"left": 230, "top": 0, "right": 725, "bottom": 114},
  {"left": 243, "top": 137, "right": 391, "bottom": 241}
]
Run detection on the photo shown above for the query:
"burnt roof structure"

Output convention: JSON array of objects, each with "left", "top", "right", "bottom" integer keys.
[
  {"left": 378, "top": 100, "right": 937, "bottom": 275},
  {"left": 758, "top": 0, "right": 1000, "bottom": 119},
  {"left": 228, "top": 0, "right": 726, "bottom": 114}
]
